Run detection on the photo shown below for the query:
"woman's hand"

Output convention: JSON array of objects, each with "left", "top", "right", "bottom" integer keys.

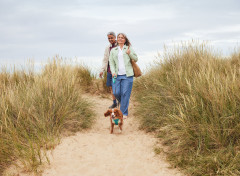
[
  {"left": 126, "top": 46, "right": 131, "bottom": 55},
  {"left": 112, "top": 73, "right": 117, "bottom": 78}
]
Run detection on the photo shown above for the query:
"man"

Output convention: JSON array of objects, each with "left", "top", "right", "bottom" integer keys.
[{"left": 99, "top": 31, "right": 118, "bottom": 108}]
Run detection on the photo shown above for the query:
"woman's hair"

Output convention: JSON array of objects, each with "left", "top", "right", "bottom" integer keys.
[
  {"left": 107, "top": 31, "right": 116, "bottom": 37},
  {"left": 117, "top": 33, "right": 131, "bottom": 46}
]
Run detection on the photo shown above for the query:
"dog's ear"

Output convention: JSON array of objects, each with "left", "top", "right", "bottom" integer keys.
[
  {"left": 115, "top": 109, "right": 119, "bottom": 116},
  {"left": 116, "top": 109, "right": 123, "bottom": 117},
  {"left": 104, "top": 110, "right": 111, "bottom": 117}
]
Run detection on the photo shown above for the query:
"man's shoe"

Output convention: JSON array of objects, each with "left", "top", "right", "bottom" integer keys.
[{"left": 109, "top": 103, "right": 117, "bottom": 109}]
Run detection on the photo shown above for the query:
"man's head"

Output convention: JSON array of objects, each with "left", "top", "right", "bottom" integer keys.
[{"left": 107, "top": 31, "right": 116, "bottom": 44}]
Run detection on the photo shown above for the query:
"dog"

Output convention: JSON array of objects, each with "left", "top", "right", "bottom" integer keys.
[{"left": 104, "top": 108, "right": 123, "bottom": 134}]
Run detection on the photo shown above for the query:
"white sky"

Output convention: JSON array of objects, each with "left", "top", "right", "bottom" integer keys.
[{"left": 0, "top": 0, "right": 239, "bottom": 72}]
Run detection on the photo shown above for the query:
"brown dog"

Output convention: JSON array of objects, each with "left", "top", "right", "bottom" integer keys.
[{"left": 104, "top": 108, "right": 123, "bottom": 134}]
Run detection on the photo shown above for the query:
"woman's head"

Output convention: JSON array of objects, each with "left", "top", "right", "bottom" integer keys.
[
  {"left": 107, "top": 31, "right": 116, "bottom": 44},
  {"left": 117, "top": 33, "right": 131, "bottom": 46}
]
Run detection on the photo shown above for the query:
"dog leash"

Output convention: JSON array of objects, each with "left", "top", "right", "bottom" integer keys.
[{"left": 113, "top": 75, "right": 116, "bottom": 84}]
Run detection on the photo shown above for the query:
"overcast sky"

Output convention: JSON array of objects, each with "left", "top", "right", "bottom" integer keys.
[{"left": 0, "top": 0, "right": 240, "bottom": 72}]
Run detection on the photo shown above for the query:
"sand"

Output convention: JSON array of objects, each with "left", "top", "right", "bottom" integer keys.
[
  {"left": 42, "top": 95, "right": 183, "bottom": 176},
  {"left": 4, "top": 94, "right": 183, "bottom": 176}
]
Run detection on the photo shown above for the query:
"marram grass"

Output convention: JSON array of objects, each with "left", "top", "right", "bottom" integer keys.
[
  {"left": 0, "top": 58, "right": 95, "bottom": 174},
  {"left": 133, "top": 42, "right": 240, "bottom": 176}
]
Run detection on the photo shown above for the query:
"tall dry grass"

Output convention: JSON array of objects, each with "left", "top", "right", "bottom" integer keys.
[
  {"left": 0, "top": 58, "right": 95, "bottom": 174},
  {"left": 73, "top": 63, "right": 110, "bottom": 95},
  {"left": 133, "top": 42, "right": 240, "bottom": 175}
]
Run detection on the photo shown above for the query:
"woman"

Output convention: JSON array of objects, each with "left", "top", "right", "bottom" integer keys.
[{"left": 109, "top": 33, "right": 138, "bottom": 119}]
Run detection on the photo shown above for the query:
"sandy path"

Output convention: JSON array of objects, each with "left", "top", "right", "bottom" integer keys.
[{"left": 42, "top": 95, "right": 183, "bottom": 176}]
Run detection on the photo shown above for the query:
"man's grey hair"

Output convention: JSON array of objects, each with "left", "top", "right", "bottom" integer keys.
[{"left": 107, "top": 31, "right": 116, "bottom": 37}]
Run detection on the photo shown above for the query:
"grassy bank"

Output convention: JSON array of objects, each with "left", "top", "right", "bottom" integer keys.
[
  {"left": 0, "top": 58, "right": 96, "bottom": 174},
  {"left": 133, "top": 42, "right": 240, "bottom": 175}
]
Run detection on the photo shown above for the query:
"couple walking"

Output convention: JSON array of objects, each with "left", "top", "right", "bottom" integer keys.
[{"left": 99, "top": 32, "right": 138, "bottom": 119}]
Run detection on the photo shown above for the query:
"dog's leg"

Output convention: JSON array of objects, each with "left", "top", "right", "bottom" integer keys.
[
  {"left": 110, "top": 123, "right": 114, "bottom": 134},
  {"left": 119, "top": 120, "right": 123, "bottom": 133}
]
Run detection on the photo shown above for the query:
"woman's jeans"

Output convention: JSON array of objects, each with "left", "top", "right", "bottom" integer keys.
[{"left": 112, "top": 75, "right": 133, "bottom": 116}]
